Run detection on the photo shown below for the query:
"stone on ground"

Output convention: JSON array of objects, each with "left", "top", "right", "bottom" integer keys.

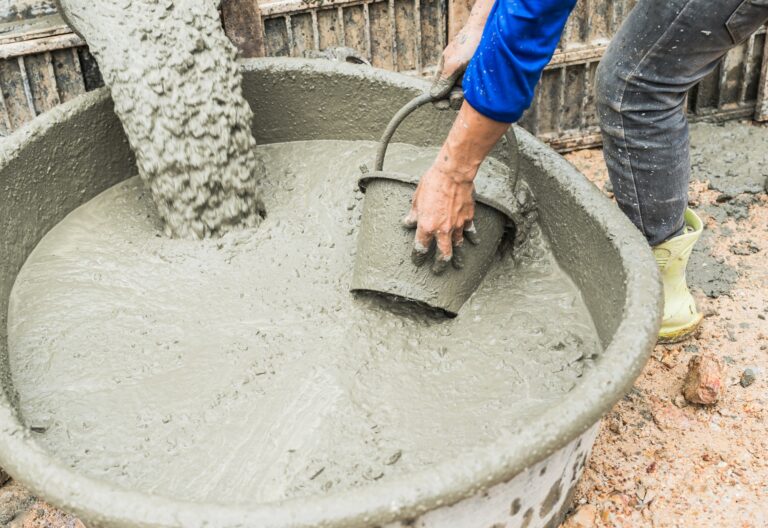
[
  {"left": 682, "top": 354, "right": 726, "bottom": 405},
  {"left": 562, "top": 503, "right": 597, "bottom": 527}
]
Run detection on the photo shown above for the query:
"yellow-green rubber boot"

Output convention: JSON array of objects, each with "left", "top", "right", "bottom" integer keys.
[{"left": 653, "top": 208, "right": 704, "bottom": 343}]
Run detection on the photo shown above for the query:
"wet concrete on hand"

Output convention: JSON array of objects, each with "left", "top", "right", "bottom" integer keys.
[{"left": 8, "top": 140, "right": 600, "bottom": 505}]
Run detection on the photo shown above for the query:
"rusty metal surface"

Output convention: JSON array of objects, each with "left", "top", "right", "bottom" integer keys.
[{"left": 221, "top": 0, "right": 266, "bottom": 58}]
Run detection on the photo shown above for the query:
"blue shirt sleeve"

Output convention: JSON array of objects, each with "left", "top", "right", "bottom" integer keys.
[{"left": 462, "top": 0, "right": 577, "bottom": 123}]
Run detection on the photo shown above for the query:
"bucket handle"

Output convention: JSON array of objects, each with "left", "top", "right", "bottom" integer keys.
[{"left": 374, "top": 92, "right": 437, "bottom": 172}]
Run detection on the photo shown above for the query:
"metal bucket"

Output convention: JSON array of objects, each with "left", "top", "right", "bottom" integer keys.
[
  {"left": 351, "top": 92, "right": 511, "bottom": 316},
  {"left": 0, "top": 58, "right": 662, "bottom": 528},
  {"left": 352, "top": 174, "right": 507, "bottom": 316}
]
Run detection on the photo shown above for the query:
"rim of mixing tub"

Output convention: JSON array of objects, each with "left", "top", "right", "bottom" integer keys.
[{"left": 0, "top": 58, "right": 662, "bottom": 528}]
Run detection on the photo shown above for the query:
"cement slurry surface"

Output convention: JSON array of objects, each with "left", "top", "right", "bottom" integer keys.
[
  {"left": 57, "top": 0, "right": 265, "bottom": 238},
  {"left": 8, "top": 140, "right": 600, "bottom": 506},
  {"left": 690, "top": 121, "right": 768, "bottom": 197}
]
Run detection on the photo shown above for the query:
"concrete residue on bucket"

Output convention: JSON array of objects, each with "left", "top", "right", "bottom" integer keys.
[
  {"left": 352, "top": 177, "right": 508, "bottom": 316},
  {"left": 8, "top": 140, "right": 601, "bottom": 505},
  {"left": 56, "top": 0, "right": 265, "bottom": 238}
]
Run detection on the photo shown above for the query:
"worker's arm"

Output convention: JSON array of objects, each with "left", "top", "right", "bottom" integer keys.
[
  {"left": 406, "top": 0, "right": 577, "bottom": 272},
  {"left": 403, "top": 103, "right": 509, "bottom": 273}
]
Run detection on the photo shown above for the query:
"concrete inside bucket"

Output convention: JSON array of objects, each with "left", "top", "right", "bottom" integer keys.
[{"left": 0, "top": 59, "right": 661, "bottom": 528}]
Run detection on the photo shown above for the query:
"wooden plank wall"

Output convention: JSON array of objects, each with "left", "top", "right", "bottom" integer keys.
[
  {"left": 0, "top": 17, "right": 95, "bottom": 136},
  {"left": 0, "top": 0, "right": 767, "bottom": 151},
  {"left": 258, "top": 0, "right": 446, "bottom": 76},
  {"left": 221, "top": 0, "right": 266, "bottom": 58}
]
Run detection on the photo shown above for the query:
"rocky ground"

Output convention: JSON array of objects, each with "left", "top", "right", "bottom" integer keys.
[
  {"left": 0, "top": 478, "right": 82, "bottom": 527},
  {"left": 0, "top": 121, "right": 765, "bottom": 527},
  {"left": 561, "top": 121, "right": 767, "bottom": 528}
]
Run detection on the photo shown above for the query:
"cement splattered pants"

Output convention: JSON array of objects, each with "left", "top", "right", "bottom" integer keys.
[{"left": 596, "top": 0, "right": 768, "bottom": 246}]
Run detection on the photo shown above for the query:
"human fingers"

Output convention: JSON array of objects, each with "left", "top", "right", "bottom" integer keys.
[
  {"left": 451, "top": 229, "right": 465, "bottom": 269},
  {"left": 402, "top": 209, "right": 418, "bottom": 229},
  {"left": 463, "top": 220, "right": 480, "bottom": 245},
  {"left": 412, "top": 223, "right": 434, "bottom": 266},
  {"left": 431, "top": 230, "right": 453, "bottom": 275}
]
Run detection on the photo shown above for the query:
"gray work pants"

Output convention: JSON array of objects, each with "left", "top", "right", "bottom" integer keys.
[{"left": 596, "top": 0, "right": 768, "bottom": 246}]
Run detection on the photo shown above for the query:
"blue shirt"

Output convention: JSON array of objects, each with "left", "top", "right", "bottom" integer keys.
[{"left": 463, "top": 0, "right": 577, "bottom": 123}]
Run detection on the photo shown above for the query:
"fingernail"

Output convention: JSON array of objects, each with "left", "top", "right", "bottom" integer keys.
[
  {"left": 464, "top": 223, "right": 480, "bottom": 245},
  {"left": 431, "top": 257, "right": 450, "bottom": 275},
  {"left": 452, "top": 245, "right": 465, "bottom": 270},
  {"left": 411, "top": 241, "right": 430, "bottom": 266},
  {"left": 433, "top": 99, "right": 450, "bottom": 111},
  {"left": 430, "top": 79, "right": 451, "bottom": 99},
  {"left": 449, "top": 90, "right": 464, "bottom": 110}
]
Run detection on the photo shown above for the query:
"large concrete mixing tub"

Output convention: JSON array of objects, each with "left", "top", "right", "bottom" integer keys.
[{"left": 0, "top": 59, "right": 662, "bottom": 528}]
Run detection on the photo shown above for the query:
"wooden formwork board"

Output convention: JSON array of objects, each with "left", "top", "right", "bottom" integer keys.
[
  {"left": 754, "top": 33, "right": 768, "bottom": 121},
  {"left": 0, "top": 0, "right": 56, "bottom": 24},
  {"left": 258, "top": 0, "right": 446, "bottom": 76},
  {"left": 0, "top": 45, "right": 97, "bottom": 136},
  {"left": 221, "top": 0, "right": 266, "bottom": 58},
  {"left": 523, "top": 26, "right": 768, "bottom": 152}
]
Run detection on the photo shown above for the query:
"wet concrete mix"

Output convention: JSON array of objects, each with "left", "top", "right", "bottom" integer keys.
[
  {"left": 7, "top": 140, "right": 600, "bottom": 504},
  {"left": 58, "top": 0, "right": 266, "bottom": 238},
  {"left": 4, "top": 0, "right": 607, "bottom": 512}
]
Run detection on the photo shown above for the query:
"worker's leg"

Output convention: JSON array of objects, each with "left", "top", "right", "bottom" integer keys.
[{"left": 596, "top": 0, "right": 768, "bottom": 246}]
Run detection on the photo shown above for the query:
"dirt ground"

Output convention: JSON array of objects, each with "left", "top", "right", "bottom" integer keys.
[
  {"left": 561, "top": 121, "right": 767, "bottom": 528},
  {"left": 0, "top": 121, "right": 765, "bottom": 527}
]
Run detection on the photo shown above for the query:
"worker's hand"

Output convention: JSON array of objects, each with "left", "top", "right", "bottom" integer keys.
[
  {"left": 405, "top": 93, "right": 510, "bottom": 274},
  {"left": 430, "top": 0, "right": 494, "bottom": 108},
  {"left": 402, "top": 160, "right": 480, "bottom": 274},
  {"left": 430, "top": 28, "right": 482, "bottom": 110}
]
